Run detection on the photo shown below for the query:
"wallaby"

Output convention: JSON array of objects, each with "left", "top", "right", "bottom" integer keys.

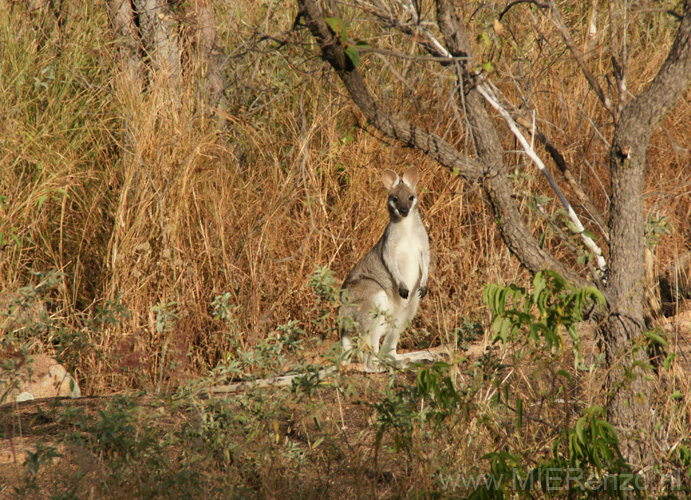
[{"left": 340, "top": 166, "right": 433, "bottom": 372}]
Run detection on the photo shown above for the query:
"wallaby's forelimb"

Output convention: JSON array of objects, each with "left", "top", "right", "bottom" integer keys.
[{"left": 339, "top": 167, "right": 432, "bottom": 373}]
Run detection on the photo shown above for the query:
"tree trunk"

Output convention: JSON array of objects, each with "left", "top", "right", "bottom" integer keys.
[
  {"left": 107, "top": 0, "right": 143, "bottom": 91},
  {"left": 132, "top": 0, "right": 182, "bottom": 92},
  {"left": 603, "top": 4, "right": 691, "bottom": 463},
  {"left": 296, "top": 0, "right": 691, "bottom": 466},
  {"left": 193, "top": 0, "right": 227, "bottom": 111},
  {"left": 107, "top": 0, "right": 228, "bottom": 110},
  {"left": 296, "top": 0, "right": 586, "bottom": 286}
]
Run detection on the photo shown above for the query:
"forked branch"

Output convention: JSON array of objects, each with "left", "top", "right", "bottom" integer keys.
[
  {"left": 475, "top": 82, "right": 607, "bottom": 277},
  {"left": 434, "top": 0, "right": 609, "bottom": 274},
  {"left": 498, "top": 0, "right": 614, "bottom": 115},
  {"left": 296, "top": 0, "right": 590, "bottom": 286}
]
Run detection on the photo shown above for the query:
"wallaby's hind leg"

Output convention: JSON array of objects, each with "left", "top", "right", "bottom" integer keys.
[
  {"left": 361, "top": 315, "right": 388, "bottom": 373},
  {"left": 340, "top": 288, "right": 392, "bottom": 373},
  {"left": 340, "top": 330, "right": 354, "bottom": 365},
  {"left": 361, "top": 290, "right": 391, "bottom": 373},
  {"left": 384, "top": 295, "right": 438, "bottom": 366},
  {"left": 380, "top": 327, "right": 401, "bottom": 359},
  {"left": 381, "top": 294, "right": 418, "bottom": 359}
]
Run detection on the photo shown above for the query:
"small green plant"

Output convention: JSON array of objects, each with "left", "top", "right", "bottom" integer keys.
[
  {"left": 307, "top": 265, "right": 342, "bottom": 335},
  {"left": 645, "top": 212, "right": 671, "bottom": 249},
  {"left": 211, "top": 292, "right": 240, "bottom": 327},
  {"left": 484, "top": 269, "right": 606, "bottom": 363},
  {"left": 13, "top": 441, "right": 61, "bottom": 498},
  {"left": 471, "top": 406, "right": 642, "bottom": 499},
  {"left": 374, "top": 383, "right": 418, "bottom": 456},
  {"left": 153, "top": 300, "right": 179, "bottom": 335},
  {"left": 465, "top": 271, "right": 648, "bottom": 499},
  {"left": 374, "top": 361, "right": 467, "bottom": 459},
  {"left": 211, "top": 291, "right": 321, "bottom": 384},
  {"left": 415, "top": 361, "right": 464, "bottom": 427},
  {"left": 454, "top": 320, "right": 484, "bottom": 349}
]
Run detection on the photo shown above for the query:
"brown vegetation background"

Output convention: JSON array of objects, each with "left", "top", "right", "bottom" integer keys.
[{"left": 1, "top": 0, "right": 689, "bottom": 395}]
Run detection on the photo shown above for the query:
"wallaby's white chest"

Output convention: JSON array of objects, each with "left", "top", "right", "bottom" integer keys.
[
  {"left": 339, "top": 166, "right": 432, "bottom": 373},
  {"left": 390, "top": 216, "right": 426, "bottom": 293},
  {"left": 396, "top": 244, "right": 421, "bottom": 292}
]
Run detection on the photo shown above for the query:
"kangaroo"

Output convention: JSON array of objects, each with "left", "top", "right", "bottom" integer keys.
[{"left": 340, "top": 166, "right": 432, "bottom": 372}]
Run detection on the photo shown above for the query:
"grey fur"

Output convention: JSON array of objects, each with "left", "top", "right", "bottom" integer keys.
[{"left": 340, "top": 167, "right": 431, "bottom": 372}]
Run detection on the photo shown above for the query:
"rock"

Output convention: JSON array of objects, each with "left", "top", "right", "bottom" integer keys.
[{"left": 0, "top": 354, "right": 81, "bottom": 404}]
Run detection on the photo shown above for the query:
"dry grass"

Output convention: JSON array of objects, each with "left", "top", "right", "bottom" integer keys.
[{"left": 0, "top": 0, "right": 690, "bottom": 497}]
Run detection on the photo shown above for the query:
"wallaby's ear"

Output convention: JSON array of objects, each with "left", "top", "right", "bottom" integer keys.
[
  {"left": 382, "top": 169, "right": 400, "bottom": 191},
  {"left": 402, "top": 166, "right": 419, "bottom": 188}
]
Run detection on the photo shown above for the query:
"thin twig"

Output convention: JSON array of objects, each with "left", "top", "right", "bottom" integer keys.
[
  {"left": 500, "top": 0, "right": 615, "bottom": 115},
  {"left": 355, "top": 45, "right": 469, "bottom": 63},
  {"left": 476, "top": 82, "right": 608, "bottom": 276},
  {"left": 400, "top": 1, "right": 608, "bottom": 275},
  {"left": 546, "top": 0, "right": 614, "bottom": 115},
  {"left": 513, "top": 115, "right": 610, "bottom": 242}
]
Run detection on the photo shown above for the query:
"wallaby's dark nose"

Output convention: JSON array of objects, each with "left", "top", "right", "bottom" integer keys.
[{"left": 399, "top": 207, "right": 409, "bottom": 217}]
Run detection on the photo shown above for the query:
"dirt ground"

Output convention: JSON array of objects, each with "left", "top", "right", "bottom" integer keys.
[{"left": 1, "top": 310, "right": 689, "bottom": 498}]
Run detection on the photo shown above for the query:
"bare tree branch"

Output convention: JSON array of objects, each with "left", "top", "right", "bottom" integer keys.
[
  {"left": 354, "top": 45, "right": 469, "bottom": 63},
  {"left": 513, "top": 115, "right": 610, "bottom": 242},
  {"left": 434, "top": 0, "right": 590, "bottom": 286},
  {"left": 476, "top": 82, "right": 607, "bottom": 277},
  {"left": 297, "top": 0, "right": 591, "bottom": 285}
]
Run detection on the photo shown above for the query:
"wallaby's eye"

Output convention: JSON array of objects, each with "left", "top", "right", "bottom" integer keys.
[
  {"left": 409, "top": 195, "right": 415, "bottom": 202},
  {"left": 391, "top": 196, "right": 398, "bottom": 203}
]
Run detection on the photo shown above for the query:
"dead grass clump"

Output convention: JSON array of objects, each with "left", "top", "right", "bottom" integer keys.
[
  {"left": 1, "top": 0, "right": 688, "bottom": 395},
  {"left": 0, "top": 3, "right": 690, "bottom": 496}
]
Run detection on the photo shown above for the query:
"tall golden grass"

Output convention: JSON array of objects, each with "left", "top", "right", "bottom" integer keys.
[{"left": 0, "top": 0, "right": 688, "bottom": 398}]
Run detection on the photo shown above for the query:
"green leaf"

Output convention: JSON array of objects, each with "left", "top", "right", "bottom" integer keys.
[
  {"left": 10, "top": 232, "right": 21, "bottom": 249},
  {"left": 597, "top": 421, "right": 618, "bottom": 442},
  {"left": 555, "top": 369, "right": 573, "bottom": 383},
  {"left": 575, "top": 417, "right": 586, "bottom": 444},
  {"left": 324, "top": 16, "right": 347, "bottom": 42},
  {"left": 645, "top": 330, "right": 668, "bottom": 348},
  {"left": 564, "top": 219, "right": 579, "bottom": 233},
  {"left": 54, "top": 187, "right": 70, "bottom": 199},
  {"left": 36, "top": 194, "right": 49, "bottom": 210},
  {"left": 344, "top": 45, "right": 360, "bottom": 67},
  {"left": 582, "top": 286, "right": 606, "bottom": 305},
  {"left": 663, "top": 352, "right": 676, "bottom": 370},
  {"left": 532, "top": 271, "right": 547, "bottom": 305}
]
